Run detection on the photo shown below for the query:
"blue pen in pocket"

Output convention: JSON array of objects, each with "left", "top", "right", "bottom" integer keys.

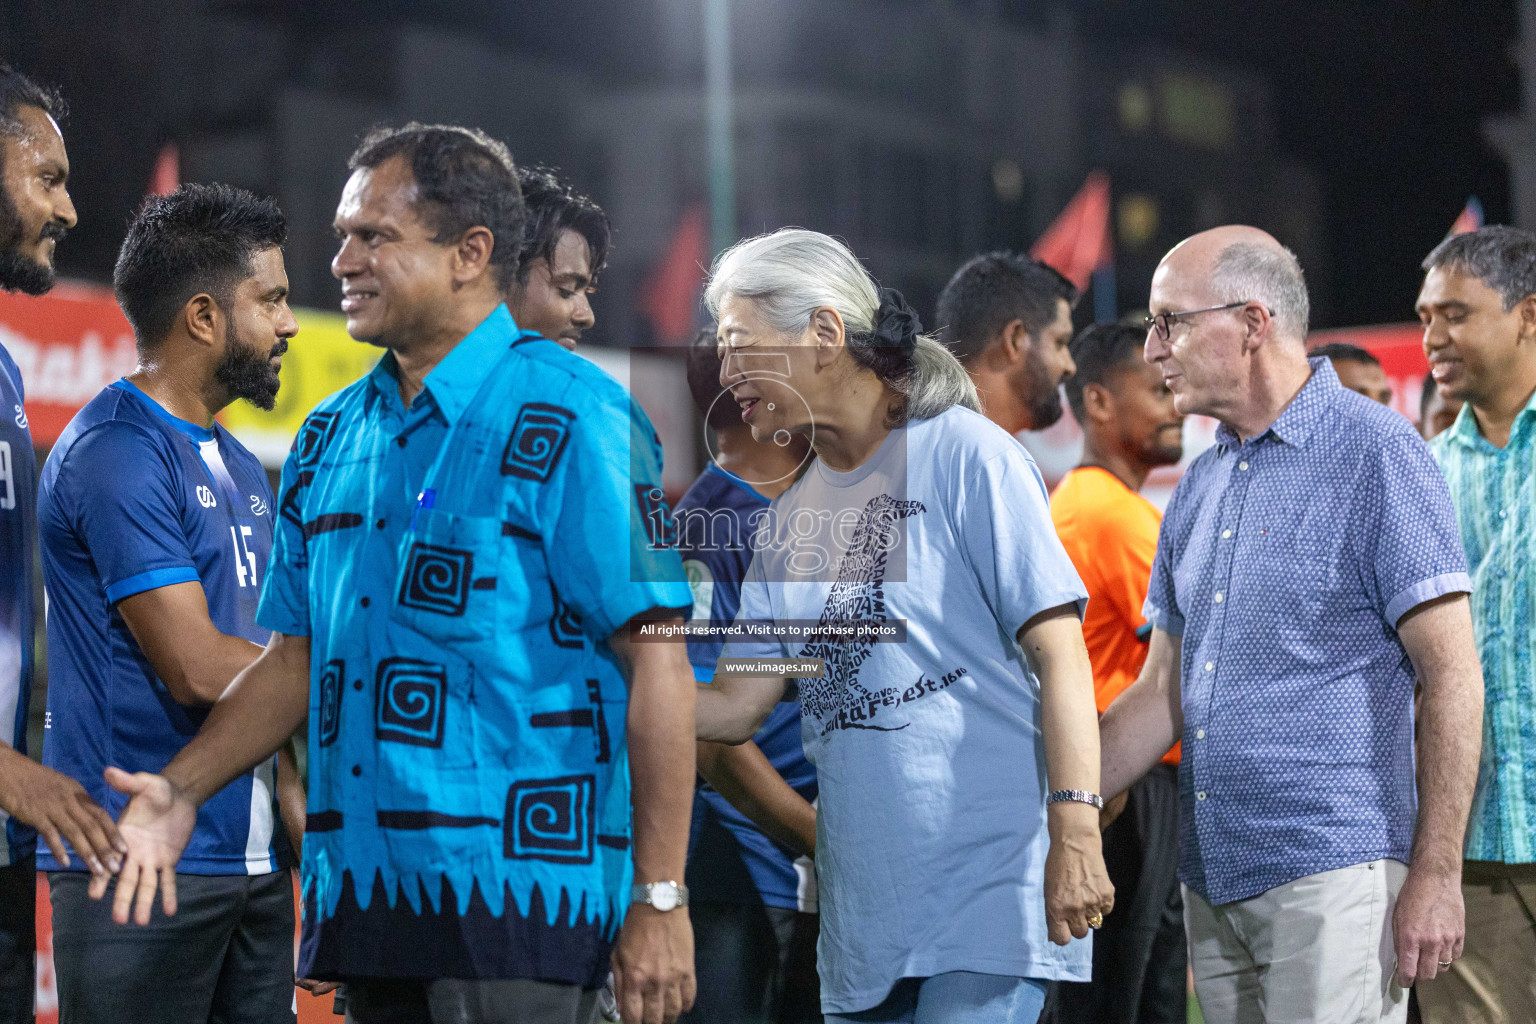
[{"left": 411, "top": 488, "right": 436, "bottom": 530}]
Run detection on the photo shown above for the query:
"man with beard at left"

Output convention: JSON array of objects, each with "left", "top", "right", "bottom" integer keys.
[
  {"left": 37, "top": 183, "right": 303, "bottom": 1024},
  {"left": 936, "top": 251, "right": 1079, "bottom": 433},
  {"left": 0, "top": 62, "right": 128, "bottom": 1024}
]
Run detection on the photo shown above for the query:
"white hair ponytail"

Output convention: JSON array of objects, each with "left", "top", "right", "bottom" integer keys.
[{"left": 706, "top": 228, "right": 979, "bottom": 423}]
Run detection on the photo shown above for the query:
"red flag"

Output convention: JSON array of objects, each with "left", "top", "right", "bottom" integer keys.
[
  {"left": 639, "top": 205, "right": 708, "bottom": 345},
  {"left": 148, "top": 143, "right": 179, "bottom": 197},
  {"left": 1031, "top": 171, "right": 1113, "bottom": 292},
  {"left": 1448, "top": 197, "right": 1483, "bottom": 237}
]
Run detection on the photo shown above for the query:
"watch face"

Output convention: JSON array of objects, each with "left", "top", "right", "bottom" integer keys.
[{"left": 651, "top": 882, "right": 679, "bottom": 913}]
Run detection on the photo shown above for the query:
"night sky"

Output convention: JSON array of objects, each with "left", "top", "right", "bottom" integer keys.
[
  {"left": 4, "top": 0, "right": 1523, "bottom": 329},
  {"left": 1041, "top": 0, "right": 1522, "bottom": 326},
  {"left": 416, "top": 0, "right": 1529, "bottom": 328}
]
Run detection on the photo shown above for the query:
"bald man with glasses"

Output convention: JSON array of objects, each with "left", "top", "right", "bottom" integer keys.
[{"left": 1098, "top": 227, "right": 1484, "bottom": 1024}]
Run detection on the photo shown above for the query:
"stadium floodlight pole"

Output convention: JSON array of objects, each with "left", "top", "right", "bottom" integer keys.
[{"left": 704, "top": 0, "right": 735, "bottom": 257}]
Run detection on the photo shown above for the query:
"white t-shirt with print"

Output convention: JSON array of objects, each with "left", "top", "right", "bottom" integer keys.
[{"left": 722, "top": 405, "right": 1092, "bottom": 1015}]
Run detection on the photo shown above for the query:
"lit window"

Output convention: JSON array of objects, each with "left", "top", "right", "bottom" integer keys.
[
  {"left": 1118, "top": 82, "right": 1153, "bottom": 133},
  {"left": 1159, "top": 74, "right": 1235, "bottom": 150},
  {"left": 1118, "top": 194, "right": 1160, "bottom": 248}
]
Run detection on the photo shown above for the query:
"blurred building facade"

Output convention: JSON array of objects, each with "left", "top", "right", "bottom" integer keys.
[{"left": 4, "top": 0, "right": 1323, "bottom": 340}]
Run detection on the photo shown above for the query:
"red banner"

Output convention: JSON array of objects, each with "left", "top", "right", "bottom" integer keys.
[
  {"left": 1308, "top": 323, "right": 1428, "bottom": 419},
  {"left": 0, "top": 281, "right": 137, "bottom": 447}
]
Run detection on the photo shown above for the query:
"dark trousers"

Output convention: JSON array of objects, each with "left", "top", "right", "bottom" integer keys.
[
  {"left": 680, "top": 900, "right": 821, "bottom": 1024},
  {"left": 342, "top": 978, "right": 599, "bottom": 1024},
  {"left": 1047, "top": 764, "right": 1186, "bottom": 1024},
  {"left": 0, "top": 855, "right": 34, "bottom": 1024},
  {"left": 50, "top": 868, "right": 296, "bottom": 1024}
]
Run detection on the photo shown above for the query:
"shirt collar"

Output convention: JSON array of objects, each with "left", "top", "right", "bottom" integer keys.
[
  {"left": 366, "top": 304, "right": 520, "bottom": 425},
  {"left": 111, "top": 378, "right": 217, "bottom": 443},
  {"left": 1443, "top": 383, "right": 1536, "bottom": 451},
  {"left": 1214, "top": 356, "right": 1338, "bottom": 451},
  {"left": 1443, "top": 397, "right": 1482, "bottom": 449}
]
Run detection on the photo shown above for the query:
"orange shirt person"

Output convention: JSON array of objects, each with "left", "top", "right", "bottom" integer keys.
[
  {"left": 1049, "top": 322, "right": 1187, "bottom": 1024},
  {"left": 1052, "top": 467, "right": 1181, "bottom": 765}
]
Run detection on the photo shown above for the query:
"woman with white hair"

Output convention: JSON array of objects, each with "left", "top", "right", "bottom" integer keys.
[{"left": 694, "top": 229, "right": 1113, "bottom": 1024}]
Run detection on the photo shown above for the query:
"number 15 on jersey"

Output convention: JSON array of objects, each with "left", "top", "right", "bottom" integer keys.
[{"left": 230, "top": 524, "right": 258, "bottom": 588}]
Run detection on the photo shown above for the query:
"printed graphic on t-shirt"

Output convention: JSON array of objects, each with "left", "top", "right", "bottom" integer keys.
[{"left": 796, "top": 494, "right": 967, "bottom": 735}]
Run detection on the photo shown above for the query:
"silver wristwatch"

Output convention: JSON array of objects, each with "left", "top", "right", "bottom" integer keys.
[
  {"left": 631, "top": 880, "right": 689, "bottom": 912},
  {"left": 1047, "top": 789, "right": 1104, "bottom": 810}
]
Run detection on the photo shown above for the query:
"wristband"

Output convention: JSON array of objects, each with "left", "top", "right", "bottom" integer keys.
[{"left": 1047, "top": 789, "right": 1104, "bottom": 810}]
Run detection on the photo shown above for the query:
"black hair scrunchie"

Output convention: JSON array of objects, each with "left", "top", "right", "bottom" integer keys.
[{"left": 871, "top": 287, "right": 921, "bottom": 351}]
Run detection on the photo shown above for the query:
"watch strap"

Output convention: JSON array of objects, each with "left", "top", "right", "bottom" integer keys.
[
  {"left": 1047, "top": 788, "right": 1104, "bottom": 810},
  {"left": 631, "top": 881, "right": 689, "bottom": 908}
]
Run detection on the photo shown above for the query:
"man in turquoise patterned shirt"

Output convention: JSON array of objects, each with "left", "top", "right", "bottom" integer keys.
[
  {"left": 1417, "top": 225, "right": 1536, "bottom": 1022},
  {"left": 97, "top": 124, "right": 700, "bottom": 1024}
]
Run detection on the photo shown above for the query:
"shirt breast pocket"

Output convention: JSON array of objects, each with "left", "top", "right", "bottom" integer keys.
[
  {"left": 1275, "top": 556, "right": 1335, "bottom": 626},
  {"left": 1274, "top": 551, "right": 1374, "bottom": 651},
  {"left": 388, "top": 507, "right": 503, "bottom": 645}
]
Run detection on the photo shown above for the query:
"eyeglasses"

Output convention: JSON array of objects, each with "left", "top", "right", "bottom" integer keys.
[{"left": 1142, "top": 301, "right": 1271, "bottom": 340}]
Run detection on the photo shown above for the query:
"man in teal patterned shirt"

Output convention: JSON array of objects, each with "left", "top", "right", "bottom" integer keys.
[{"left": 1417, "top": 225, "right": 1536, "bottom": 1022}]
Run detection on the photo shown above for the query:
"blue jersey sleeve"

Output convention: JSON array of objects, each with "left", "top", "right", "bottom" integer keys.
[
  {"left": 541, "top": 394, "right": 692, "bottom": 642},
  {"left": 61, "top": 422, "right": 198, "bottom": 603},
  {"left": 255, "top": 442, "right": 311, "bottom": 636},
  {"left": 680, "top": 545, "right": 735, "bottom": 678},
  {"left": 679, "top": 515, "right": 757, "bottom": 678}
]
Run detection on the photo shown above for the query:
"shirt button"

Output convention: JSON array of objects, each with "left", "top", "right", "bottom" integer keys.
[
  {"left": 1214, "top": 592, "right": 1224, "bottom": 603},
  {"left": 1499, "top": 509, "right": 1508, "bottom": 519},
  {"left": 1238, "top": 461, "right": 1249, "bottom": 471},
  {"left": 1196, "top": 729, "right": 1206, "bottom": 739},
  {"left": 1196, "top": 791, "right": 1207, "bottom": 801},
  {"left": 360, "top": 597, "right": 371, "bottom": 608},
  {"left": 396, "top": 436, "right": 408, "bottom": 448},
  {"left": 351, "top": 765, "right": 362, "bottom": 777},
  {"left": 1205, "top": 661, "right": 1214, "bottom": 672},
  {"left": 375, "top": 518, "right": 386, "bottom": 530},
  {"left": 1222, "top": 529, "right": 1232, "bottom": 539},
  {"left": 352, "top": 679, "right": 363, "bottom": 691}
]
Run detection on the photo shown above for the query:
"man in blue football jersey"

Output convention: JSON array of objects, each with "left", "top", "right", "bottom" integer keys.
[
  {"left": 674, "top": 331, "right": 821, "bottom": 1024},
  {"left": 102, "top": 124, "right": 698, "bottom": 1024},
  {"left": 38, "top": 183, "right": 302, "bottom": 1024},
  {"left": 0, "top": 63, "right": 126, "bottom": 1024}
]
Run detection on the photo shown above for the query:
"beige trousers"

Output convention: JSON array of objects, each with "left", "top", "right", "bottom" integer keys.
[
  {"left": 1416, "top": 860, "right": 1536, "bottom": 1024},
  {"left": 1184, "top": 859, "right": 1409, "bottom": 1024}
]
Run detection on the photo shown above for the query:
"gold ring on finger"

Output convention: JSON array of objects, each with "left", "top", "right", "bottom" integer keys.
[
  {"left": 1437, "top": 960, "right": 1453, "bottom": 968},
  {"left": 1088, "top": 913, "right": 1104, "bottom": 929}
]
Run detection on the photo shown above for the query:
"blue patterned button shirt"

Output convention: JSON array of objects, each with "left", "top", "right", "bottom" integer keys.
[
  {"left": 1431, "top": 392, "right": 1536, "bottom": 864},
  {"left": 256, "top": 305, "right": 692, "bottom": 983},
  {"left": 1144, "top": 358, "right": 1471, "bottom": 904}
]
